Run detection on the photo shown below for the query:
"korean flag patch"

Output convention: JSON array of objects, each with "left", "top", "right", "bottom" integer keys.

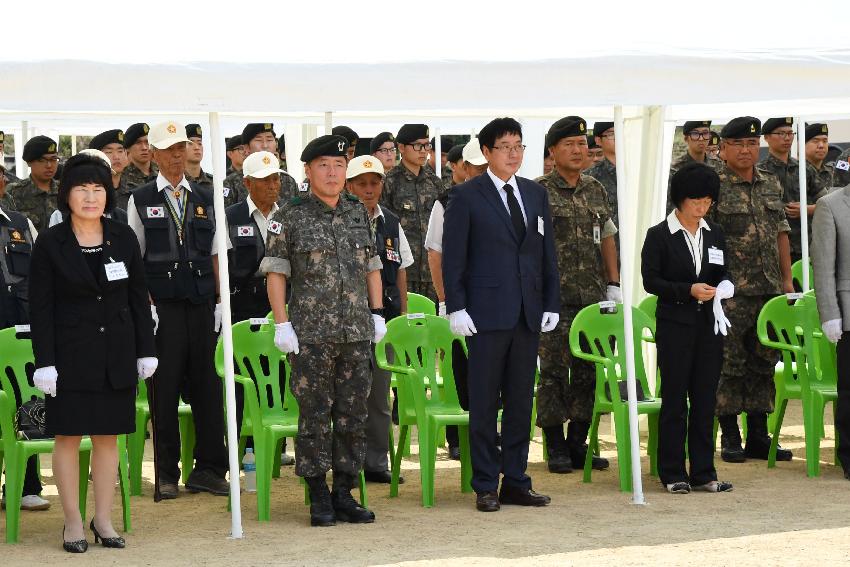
[
  {"left": 146, "top": 206, "right": 165, "bottom": 218},
  {"left": 268, "top": 221, "right": 282, "bottom": 235},
  {"left": 237, "top": 225, "right": 254, "bottom": 237}
]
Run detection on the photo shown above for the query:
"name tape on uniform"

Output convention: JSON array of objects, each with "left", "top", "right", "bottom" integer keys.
[{"left": 249, "top": 317, "right": 270, "bottom": 325}]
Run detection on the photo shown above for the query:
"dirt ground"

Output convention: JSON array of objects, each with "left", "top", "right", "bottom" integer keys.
[{"left": 3, "top": 403, "right": 850, "bottom": 566}]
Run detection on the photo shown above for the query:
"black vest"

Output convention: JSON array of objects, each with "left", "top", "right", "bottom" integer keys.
[
  {"left": 0, "top": 211, "right": 34, "bottom": 327},
  {"left": 133, "top": 181, "right": 216, "bottom": 303},
  {"left": 375, "top": 207, "right": 402, "bottom": 319},
  {"left": 225, "top": 201, "right": 265, "bottom": 283}
]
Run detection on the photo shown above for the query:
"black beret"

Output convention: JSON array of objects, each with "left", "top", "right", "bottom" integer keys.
[
  {"left": 369, "top": 132, "right": 396, "bottom": 153},
  {"left": 278, "top": 134, "right": 286, "bottom": 152},
  {"left": 430, "top": 135, "right": 453, "bottom": 152},
  {"left": 682, "top": 120, "right": 711, "bottom": 135},
  {"left": 805, "top": 123, "right": 828, "bottom": 142},
  {"left": 670, "top": 162, "right": 720, "bottom": 208},
  {"left": 185, "top": 123, "right": 203, "bottom": 139},
  {"left": 301, "top": 135, "right": 348, "bottom": 163},
  {"left": 0, "top": 131, "right": 4, "bottom": 144},
  {"left": 242, "top": 123, "right": 276, "bottom": 144},
  {"left": 396, "top": 124, "right": 429, "bottom": 145},
  {"left": 123, "top": 123, "right": 150, "bottom": 148},
  {"left": 709, "top": 132, "right": 720, "bottom": 145},
  {"left": 546, "top": 116, "right": 587, "bottom": 147},
  {"left": 762, "top": 117, "right": 793, "bottom": 135},
  {"left": 447, "top": 144, "right": 464, "bottom": 164},
  {"left": 720, "top": 116, "right": 761, "bottom": 139},
  {"left": 89, "top": 129, "right": 124, "bottom": 150},
  {"left": 593, "top": 122, "right": 614, "bottom": 137},
  {"left": 587, "top": 135, "right": 599, "bottom": 150},
  {"left": 331, "top": 126, "right": 358, "bottom": 146},
  {"left": 23, "top": 135, "right": 58, "bottom": 162},
  {"left": 225, "top": 135, "right": 243, "bottom": 151}
]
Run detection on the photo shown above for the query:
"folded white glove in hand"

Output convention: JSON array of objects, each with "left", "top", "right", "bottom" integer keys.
[
  {"left": 33, "top": 366, "right": 58, "bottom": 397},
  {"left": 438, "top": 301, "right": 447, "bottom": 318},
  {"left": 823, "top": 319, "right": 843, "bottom": 344},
  {"left": 713, "top": 296, "right": 731, "bottom": 336},
  {"left": 274, "top": 322, "right": 300, "bottom": 354},
  {"left": 715, "top": 279, "right": 735, "bottom": 300},
  {"left": 151, "top": 305, "right": 159, "bottom": 335},
  {"left": 373, "top": 314, "right": 387, "bottom": 343},
  {"left": 606, "top": 285, "right": 623, "bottom": 303},
  {"left": 541, "top": 312, "right": 560, "bottom": 332},
  {"left": 137, "top": 357, "right": 159, "bottom": 380},
  {"left": 449, "top": 309, "right": 477, "bottom": 336},
  {"left": 214, "top": 302, "right": 222, "bottom": 333}
]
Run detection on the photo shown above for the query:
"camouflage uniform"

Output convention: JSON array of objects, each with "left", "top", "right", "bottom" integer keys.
[
  {"left": 758, "top": 153, "right": 824, "bottom": 262},
  {"left": 114, "top": 176, "right": 132, "bottom": 212},
  {"left": 709, "top": 164, "right": 792, "bottom": 416},
  {"left": 535, "top": 171, "right": 617, "bottom": 425},
  {"left": 380, "top": 162, "right": 441, "bottom": 299},
  {"left": 807, "top": 161, "right": 835, "bottom": 196},
  {"left": 224, "top": 168, "right": 299, "bottom": 208},
  {"left": 0, "top": 190, "right": 17, "bottom": 212},
  {"left": 7, "top": 177, "right": 58, "bottom": 233},
  {"left": 261, "top": 191, "right": 382, "bottom": 478},
  {"left": 186, "top": 168, "right": 214, "bottom": 190},
  {"left": 832, "top": 148, "right": 850, "bottom": 188},
  {"left": 121, "top": 162, "right": 158, "bottom": 190},
  {"left": 585, "top": 156, "right": 618, "bottom": 225}
]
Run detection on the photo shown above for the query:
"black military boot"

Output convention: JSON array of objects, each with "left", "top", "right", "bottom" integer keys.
[
  {"left": 543, "top": 425, "right": 573, "bottom": 474},
  {"left": 567, "top": 421, "right": 609, "bottom": 471},
  {"left": 719, "top": 415, "right": 746, "bottom": 463},
  {"left": 744, "top": 413, "right": 793, "bottom": 461},
  {"left": 331, "top": 473, "right": 375, "bottom": 524},
  {"left": 305, "top": 475, "right": 336, "bottom": 527}
]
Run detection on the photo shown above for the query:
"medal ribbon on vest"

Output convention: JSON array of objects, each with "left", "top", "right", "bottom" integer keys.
[{"left": 162, "top": 188, "right": 187, "bottom": 245}]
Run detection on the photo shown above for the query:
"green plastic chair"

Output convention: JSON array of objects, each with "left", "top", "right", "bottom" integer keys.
[
  {"left": 376, "top": 313, "right": 472, "bottom": 507},
  {"left": 406, "top": 293, "right": 436, "bottom": 316},
  {"left": 637, "top": 294, "right": 657, "bottom": 320},
  {"left": 791, "top": 259, "right": 815, "bottom": 291},
  {"left": 568, "top": 304, "right": 661, "bottom": 492}
]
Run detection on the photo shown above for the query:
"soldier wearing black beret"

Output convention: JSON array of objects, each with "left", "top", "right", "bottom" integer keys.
[
  {"left": 446, "top": 144, "right": 466, "bottom": 187},
  {"left": 224, "top": 123, "right": 298, "bottom": 208},
  {"left": 8, "top": 135, "right": 60, "bottom": 232},
  {"left": 668, "top": 121, "right": 715, "bottom": 211},
  {"left": 332, "top": 126, "right": 359, "bottom": 161},
  {"left": 805, "top": 123, "right": 834, "bottom": 193},
  {"left": 225, "top": 134, "right": 246, "bottom": 177},
  {"left": 122, "top": 122, "right": 158, "bottom": 191},
  {"left": 370, "top": 132, "right": 397, "bottom": 172},
  {"left": 428, "top": 135, "right": 454, "bottom": 180},
  {"left": 586, "top": 121, "right": 618, "bottom": 223},
  {"left": 584, "top": 131, "right": 603, "bottom": 170},
  {"left": 0, "top": 131, "right": 18, "bottom": 209},
  {"left": 707, "top": 131, "right": 721, "bottom": 161},
  {"left": 184, "top": 124, "right": 213, "bottom": 190},
  {"left": 89, "top": 129, "right": 131, "bottom": 209}
]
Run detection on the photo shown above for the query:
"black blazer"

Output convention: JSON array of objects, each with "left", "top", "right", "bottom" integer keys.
[
  {"left": 29, "top": 217, "right": 156, "bottom": 391},
  {"left": 641, "top": 217, "right": 730, "bottom": 326},
  {"left": 442, "top": 173, "right": 559, "bottom": 332}
]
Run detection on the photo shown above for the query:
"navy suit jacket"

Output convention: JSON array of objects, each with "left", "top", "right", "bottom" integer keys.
[{"left": 442, "top": 172, "right": 560, "bottom": 332}]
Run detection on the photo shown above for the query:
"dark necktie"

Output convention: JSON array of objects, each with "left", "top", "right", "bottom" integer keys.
[{"left": 504, "top": 184, "right": 526, "bottom": 241}]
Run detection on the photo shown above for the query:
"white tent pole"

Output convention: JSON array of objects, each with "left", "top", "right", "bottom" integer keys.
[
  {"left": 613, "top": 104, "right": 645, "bottom": 505},
  {"left": 19, "top": 121, "right": 29, "bottom": 179},
  {"left": 71, "top": 134, "right": 77, "bottom": 156},
  {"left": 208, "top": 111, "right": 243, "bottom": 539},
  {"left": 324, "top": 111, "right": 333, "bottom": 135},
  {"left": 796, "top": 117, "right": 810, "bottom": 291},
  {"left": 433, "top": 126, "right": 441, "bottom": 178}
]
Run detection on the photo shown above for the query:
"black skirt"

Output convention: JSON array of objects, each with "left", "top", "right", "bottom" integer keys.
[{"left": 46, "top": 384, "right": 136, "bottom": 436}]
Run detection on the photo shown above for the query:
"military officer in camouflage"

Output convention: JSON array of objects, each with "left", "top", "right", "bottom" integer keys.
[
  {"left": 833, "top": 146, "right": 850, "bottom": 188},
  {"left": 7, "top": 135, "right": 60, "bottom": 233},
  {"left": 121, "top": 122, "right": 158, "bottom": 190},
  {"left": 585, "top": 121, "right": 618, "bottom": 224},
  {"left": 584, "top": 134, "right": 604, "bottom": 169},
  {"left": 667, "top": 121, "right": 715, "bottom": 211},
  {"left": 224, "top": 123, "right": 298, "bottom": 207},
  {"left": 225, "top": 135, "right": 246, "bottom": 177},
  {"left": 370, "top": 132, "right": 397, "bottom": 173},
  {"left": 706, "top": 131, "right": 721, "bottom": 161},
  {"left": 758, "top": 117, "right": 823, "bottom": 264},
  {"left": 536, "top": 117, "right": 620, "bottom": 474},
  {"left": 805, "top": 123, "right": 834, "bottom": 194},
  {"left": 0, "top": 159, "right": 15, "bottom": 211},
  {"left": 710, "top": 117, "right": 795, "bottom": 464},
  {"left": 89, "top": 129, "right": 131, "bottom": 209},
  {"left": 444, "top": 144, "right": 465, "bottom": 189},
  {"left": 261, "top": 134, "right": 386, "bottom": 527},
  {"left": 184, "top": 124, "right": 214, "bottom": 189},
  {"left": 381, "top": 124, "right": 442, "bottom": 300},
  {"left": 331, "top": 126, "right": 359, "bottom": 161}
]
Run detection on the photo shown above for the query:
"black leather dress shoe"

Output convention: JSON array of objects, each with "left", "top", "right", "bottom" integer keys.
[
  {"left": 498, "top": 485, "right": 551, "bottom": 507},
  {"left": 447, "top": 446, "right": 461, "bottom": 460},
  {"left": 185, "top": 469, "right": 229, "bottom": 496},
  {"left": 364, "top": 470, "right": 403, "bottom": 484},
  {"left": 158, "top": 482, "right": 179, "bottom": 499},
  {"left": 476, "top": 490, "right": 500, "bottom": 512}
]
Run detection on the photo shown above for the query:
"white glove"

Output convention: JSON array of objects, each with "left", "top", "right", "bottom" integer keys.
[
  {"left": 449, "top": 309, "right": 477, "bottom": 336},
  {"left": 137, "top": 357, "right": 159, "bottom": 380},
  {"left": 715, "top": 279, "right": 735, "bottom": 300},
  {"left": 823, "top": 319, "right": 843, "bottom": 344},
  {"left": 713, "top": 296, "right": 731, "bottom": 336},
  {"left": 214, "top": 302, "right": 222, "bottom": 333},
  {"left": 606, "top": 284, "right": 623, "bottom": 303},
  {"left": 438, "top": 302, "right": 447, "bottom": 318},
  {"left": 274, "top": 322, "right": 299, "bottom": 354},
  {"left": 373, "top": 314, "right": 387, "bottom": 343},
  {"left": 150, "top": 305, "right": 159, "bottom": 335},
  {"left": 541, "top": 312, "right": 560, "bottom": 332},
  {"left": 33, "top": 366, "right": 58, "bottom": 397}
]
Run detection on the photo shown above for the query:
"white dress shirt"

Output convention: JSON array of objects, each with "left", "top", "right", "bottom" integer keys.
[
  {"left": 487, "top": 168, "right": 528, "bottom": 226},
  {"left": 424, "top": 199, "right": 445, "bottom": 253},
  {"left": 226, "top": 195, "right": 279, "bottom": 248},
  {"left": 666, "top": 209, "right": 710, "bottom": 276}
]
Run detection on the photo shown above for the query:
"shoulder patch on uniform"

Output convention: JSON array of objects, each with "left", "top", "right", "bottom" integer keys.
[
  {"left": 290, "top": 196, "right": 302, "bottom": 205},
  {"left": 268, "top": 220, "right": 282, "bottom": 235},
  {"left": 345, "top": 192, "right": 360, "bottom": 202}
]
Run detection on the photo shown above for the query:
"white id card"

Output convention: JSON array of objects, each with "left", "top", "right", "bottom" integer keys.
[
  {"left": 249, "top": 317, "right": 270, "bottom": 326},
  {"left": 537, "top": 216, "right": 545, "bottom": 236},
  {"left": 593, "top": 225, "right": 601, "bottom": 244},
  {"left": 14, "top": 324, "right": 30, "bottom": 333},
  {"left": 708, "top": 247, "right": 724, "bottom": 265},
  {"left": 105, "top": 261, "right": 129, "bottom": 281},
  {"left": 785, "top": 292, "right": 803, "bottom": 301}
]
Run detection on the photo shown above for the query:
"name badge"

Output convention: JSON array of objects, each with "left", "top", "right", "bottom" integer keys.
[
  {"left": 402, "top": 203, "right": 412, "bottom": 210},
  {"left": 537, "top": 216, "right": 544, "bottom": 236},
  {"left": 708, "top": 247, "right": 724, "bottom": 265},
  {"left": 386, "top": 249, "right": 401, "bottom": 263},
  {"left": 105, "top": 260, "right": 129, "bottom": 281},
  {"left": 249, "top": 317, "right": 270, "bottom": 326},
  {"left": 146, "top": 206, "right": 165, "bottom": 218},
  {"left": 593, "top": 224, "right": 601, "bottom": 244},
  {"left": 237, "top": 225, "right": 254, "bottom": 237},
  {"left": 268, "top": 221, "right": 282, "bottom": 235}
]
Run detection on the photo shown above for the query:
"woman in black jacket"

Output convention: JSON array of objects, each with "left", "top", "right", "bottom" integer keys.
[
  {"left": 29, "top": 154, "right": 157, "bottom": 552},
  {"left": 641, "top": 162, "right": 733, "bottom": 494}
]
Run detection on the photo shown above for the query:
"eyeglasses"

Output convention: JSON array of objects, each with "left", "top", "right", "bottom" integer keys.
[
  {"left": 375, "top": 147, "right": 397, "bottom": 155},
  {"left": 35, "top": 157, "right": 60, "bottom": 164},
  {"left": 407, "top": 143, "right": 433, "bottom": 151},
  {"left": 491, "top": 144, "right": 527, "bottom": 154},
  {"left": 769, "top": 131, "right": 795, "bottom": 139},
  {"left": 687, "top": 131, "right": 712, "bottom": 140}
]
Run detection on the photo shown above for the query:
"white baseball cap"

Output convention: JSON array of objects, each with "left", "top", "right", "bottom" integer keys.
[
  {"left": 148, "top": 120, "right": 190, "bottom": 150},
  {"left": 462, "top": 137, "right": 487, "bottom": 166},
  {"left": 78, "top": 148, "right": 113, "bottom": 170},
  {"left": 346, "top": 155, "right": 385, "bottom": 179},
  {"left": 243, "top": 151, "right": 283, "bottom": 179}
]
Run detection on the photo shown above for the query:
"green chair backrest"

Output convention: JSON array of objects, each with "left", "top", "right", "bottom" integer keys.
[
  {"left": 796, "top": 293, "right": 838, "bottom": 388},
  {"left": 407, "top": 293, "right": 436, "bottom": 316},
  {"left": 568, "top": 304, "right": 656, "bottom": 408},
  {"left": 0, "top": 328, "right": 41, "bottom": 408},
  {"left": 637, "top": 295, "right": 657, "bottom": 321},
  {"left": 756, "top": 295, "right": 807, "bottom": 382},
  {"left": 791, "top": 259, "right": 815, "bottom": 291},
  {"left": 0, "top": 390, "right": 18, "bottom": 451}
]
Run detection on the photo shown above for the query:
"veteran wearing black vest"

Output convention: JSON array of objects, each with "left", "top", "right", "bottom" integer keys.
[
  {"left": 126, "top": 121, "right": 229, "bottom": 499},
  {"left": 345, "top": 155, "right": 412, "bottom": 483}
]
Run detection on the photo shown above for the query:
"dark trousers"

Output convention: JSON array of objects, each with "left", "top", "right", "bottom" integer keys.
[
  {"left": 149, "top": 300, "right": 228, "bottom": 483},
  {"left": 466, "top": 316, "right": 539, "bottom": 493},
  {"left": 656, "top": 314, "right": 723, "bottom": 485},
  {"left": 365, "top": 351, "right": 392, "bottom": 472},
  {"left": 837, "top": 331, "right": 850, "bottom": 472},
  {"left": 445, "top": 340, "right": 470, "bottom": 448},
  {"left": 2, "top": 457, "right": 42, "bottom": 497}
]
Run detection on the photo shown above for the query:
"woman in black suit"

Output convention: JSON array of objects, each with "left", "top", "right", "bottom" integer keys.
[
  {"left": 29, "top": 154, "right": 157, "bottom": 552},
  {"left": 641, "top": 162, "right": 733, "bottom": 494}
]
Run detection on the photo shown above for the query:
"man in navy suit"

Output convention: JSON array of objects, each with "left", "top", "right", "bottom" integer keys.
[{"left": 442, "top": 117, "right": 560, "bottom": 512}]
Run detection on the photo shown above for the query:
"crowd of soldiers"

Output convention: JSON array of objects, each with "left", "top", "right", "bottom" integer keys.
[{"left": 0, "top": 113, "right": 847, "bottom": 523}]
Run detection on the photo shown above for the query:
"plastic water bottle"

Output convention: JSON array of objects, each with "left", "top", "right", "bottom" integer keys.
[{"left": 242, "top": 448, "right": 256, "bottom": 493}]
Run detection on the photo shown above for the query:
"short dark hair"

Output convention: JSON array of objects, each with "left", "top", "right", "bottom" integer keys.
[
  {"left": 58, "top": 153, "right": 116, "bottom": 214},
  {"left": 478, "top": 117, "right": 522, "bottom": 150},
  {"left": 670, "top": 162, "right": 720, "bottom": 209}
]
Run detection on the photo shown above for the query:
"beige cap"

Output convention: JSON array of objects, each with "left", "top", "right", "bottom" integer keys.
[
  {"left": 462, "top": 138, "right": 487, "bottom": 166},
  {"left": 243, "top": 151, "right": 283, "bottom": 179},
  {"left": 78, "top": 148, "right": 115, "bottom": 173},
  {"left": 346, "top": 155, "right": 385, "bottom": 179},
  {"left": 148, "top": 120, "right": 190, "bottom": 150}
]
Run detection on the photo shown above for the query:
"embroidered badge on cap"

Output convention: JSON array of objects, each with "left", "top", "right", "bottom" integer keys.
[
  {"left": 48, "top": 144, "right": 56, "bottom": 152},
  {"left": 363, "top": 160, "right": 373, "bottom": 168},
  {"left": 143, "top": 124, "right": 150, "bottom": 134},
  {"left": 118, "top": 132, "right": 125, "bottom": 142},
  {"left": 262, "top": 155, "right": 271, "bottom": 165},
  {"left": 167, "top": 124, "right": 177, "bottom": 134},
  {"left": 264, "top": 123, "right": 272, "bottom": 131},
  {"left": 822, "top": 125, "right": 828, "bottom": 133},
  {"left": 147, "top": 206, "right": 165, "bottom": 218},
  {"left": 337, "top": 141, "right": 345, "bottom": 152},
  {"left": 268, "top": 221, "right": 282, "bottom": 234},
  {"left": 195, "top": 126, "right": 202, "bottom": 136},
  {"left": 785, "top": 118, "right": 793, "bottom": 124},
  {"left": 237, "top": 226, "right": 254, "bottom": 237},
  {"left": 750, "top": 123, "right": 756, "bottom": 133},
  {"left": 579, "top": 123, "right": 585, "bottom": 132}
]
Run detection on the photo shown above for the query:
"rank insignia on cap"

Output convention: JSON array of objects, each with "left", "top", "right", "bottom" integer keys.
[
  {"left": 143, "top": 124, "right": 150, "bottom": 134},
  {"left": 237, "top": 225, "right": 254, "bottom": 237},
  {"left": 0, "top": 133, "right": 4, "bottom": 142},
  {"left": 195, "top": 126, "right": 202, "bottom": 136},
  {"left": 118, "top": 132, "right": 124, "bottom": 142},
  {"left": 338, "top": 141, "right": 345, "bottom": 152},
  {"left": 786, "top": 118, "right": 793, "bottom": 124},
  {"left": 750, "top": 124, "right": 756, "bottom": 133},
  {"left": 48, "top": 144, "right": 56, "bottom": 152},
  {"left": 363, "top": 160, "right": 373, "bottom": 168},
  {"left": 262, "top": 156, "right": 271, "bottom": 165},
  {"left": 822, "top": 125, "right": 828, "bottom": 133},
  {"left": 167, "top": 124, "right": 177, "bottom": 134},
  {"left": 264, "top": 123, "right": 272, "bottom": 131},
  {"left": 579, "top": 123, "right": 585, "bottom": 131},
  {"left": 268, "top": 220, "right": 282, "bottom": 234},
  {"left": 146, "top": 206, "right": 165, "bottom": 218}
]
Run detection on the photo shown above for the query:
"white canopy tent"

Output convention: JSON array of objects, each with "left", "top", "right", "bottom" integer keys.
[{"left": 4, "top": 0, "right": 850, "bottom": 536}]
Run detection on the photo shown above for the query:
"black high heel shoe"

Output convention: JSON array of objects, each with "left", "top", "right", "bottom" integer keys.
[
  {"left": 63, "top": 525, "right": 88, "bottom": 553},
  {"left": 89, "top": 519, "right": 125, "bottom": 548}
]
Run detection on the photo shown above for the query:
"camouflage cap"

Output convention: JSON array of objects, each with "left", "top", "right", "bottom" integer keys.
[
  {"left": 89, "top": 129, "right": 125, "bottom": 150},
  {"left": 369, "top": 132, "right": 396, "bottom": 153},
  {"left": 123, "top": 123, "right": 150, "bottom": 148},
  {"left": 185, "top": 123, "right": 203, "bottom": 139},
  {"left": 720, "top": 116, "right": 761, "bottom": 139},
  {"left": 301, "top": 135, "right": 348, "bottom": 163},
  {"left": 23, "top": 135, "right": 58, "bottom": 162},
  {"left": 805, "top": 123, "right": 828, "bottom": 142},
  {"left": 762, "top": 117, "right": 793, "bottom": 135},
  {"left": 242, "top": 123, "right": 276, "bottom": 144},
  {"left": 682, "top": 120, "right": 712, "bottom": 135},
  {"left": 546, "top": 116, "right": 587, "bottom": 147}
]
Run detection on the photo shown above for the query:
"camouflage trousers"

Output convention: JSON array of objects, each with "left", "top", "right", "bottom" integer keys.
[
  {"left": 716, "top": 295, "right": 778, "bottom": 416},
  {"left": 289, "top": 341, "right": 372, "bottom": 478},
  {"left": 536, "top": 305, "right": 597, "bottom": 426}
]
